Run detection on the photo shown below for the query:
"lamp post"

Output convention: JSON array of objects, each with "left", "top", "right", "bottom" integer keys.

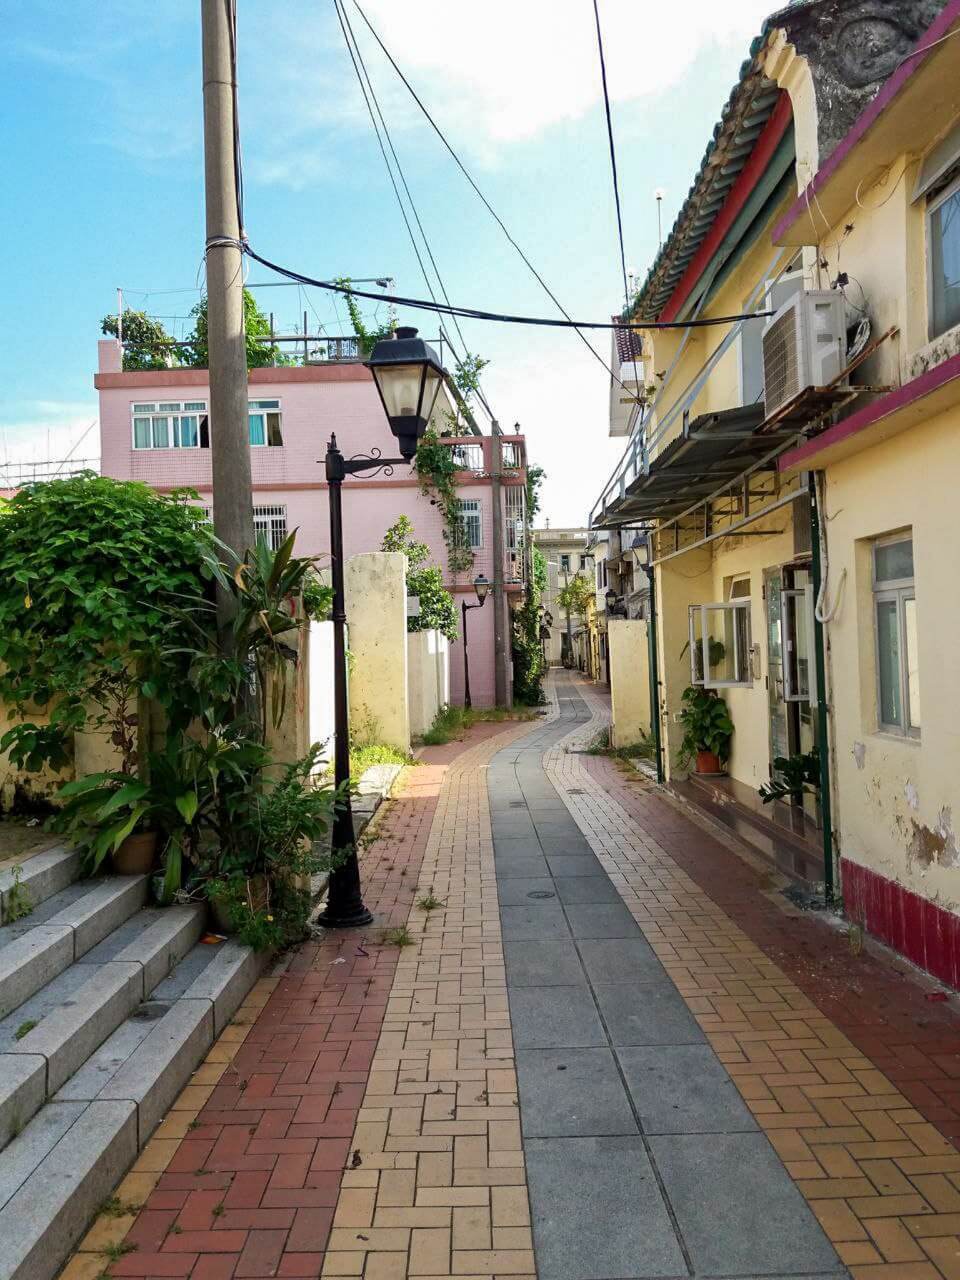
[
  {"left": 604, "top": 588, "right": 618, "bottom": 687},
  {"left": 318, "top": 328, "right": 444, "bottom": 929},
  {"left": 461, "top": 575, "right": 490, "bottom": 709}
]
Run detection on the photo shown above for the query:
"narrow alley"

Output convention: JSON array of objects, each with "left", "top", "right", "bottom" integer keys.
[{"left": 62, "top": 672, "right": 960, "bottom": 1280}]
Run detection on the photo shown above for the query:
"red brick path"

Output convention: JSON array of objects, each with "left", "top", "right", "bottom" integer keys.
[
  {"left": 105, "top": 746, "right": 461, "bottom": 1279},
  {"left": 583, "top": 753, "right": 960, "bottom": 1148}
]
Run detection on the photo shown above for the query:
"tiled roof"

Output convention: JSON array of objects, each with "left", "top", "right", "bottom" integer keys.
[
  {"left": 628, "top": 8, "right": 799, "bottom": 323},
  {"left": 612, "top": 317, "right": 644, "bottom": 364}
]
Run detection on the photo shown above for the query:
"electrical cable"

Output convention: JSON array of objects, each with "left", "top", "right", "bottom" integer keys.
[
  {"left": 242, "top": 248, "right": 773, "bottom": 332},
  {"left": 345, "top": 0, "right": 642, "bottom": 399},
  {"left": 333, "top": 0, "right": 495, "bottom": 425},
  {"left": 591, "top": 0, "right": 630, "bottom": 307}
]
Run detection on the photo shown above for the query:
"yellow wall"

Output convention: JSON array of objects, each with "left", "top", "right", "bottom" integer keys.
[
  {"left": 608, "top": 620, "right": 650, "bottom": 747},
  {"left": 345, "top": 551, "right": 410, "bottom": 752},
  {"left": 823, "top": 409, "right": 960, "bottom": 905}
]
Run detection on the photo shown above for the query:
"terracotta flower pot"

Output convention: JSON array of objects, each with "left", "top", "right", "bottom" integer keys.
[
  {"left": 112, "top": 831, "right": 159, "bottom": 876},
  {"left": 695, "top": 749, "right": 724, "bottom": 776}
]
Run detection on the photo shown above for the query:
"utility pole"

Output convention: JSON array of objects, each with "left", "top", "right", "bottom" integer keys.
[
  {"left": 201, "top": 0, "right": 254, "bottom": 611},
  {"left": 490, "top": 421, "right": 509, "bottom": 706}
]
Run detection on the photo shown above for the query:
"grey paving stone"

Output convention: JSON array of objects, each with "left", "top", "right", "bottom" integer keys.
[
  {"left": 533, "top": 820, "right": 582, "bottom": 839},
  {"left": 525, "top": 1135, "right": 684, "bottom": 1280},
  {"left": 509, "top": 986, "right": 605, "bottom": 1049},
  {"left": 0, "top": 927, "right": 74, "bottom": 1021},
  {"left": 563, "top": 902, "right": 641, "bottom": 939},
  {"left": 495, "top": 855, "right": 550, "bottom": 880},
  {"left": 496, "top": 878, "right": 558, "bottom": 906},
  {"left": 493, "top": 836, "right": 544, "bottom": 859},
  {"left": 0, "top": 848, "right": 79, "bottom": 923},
  {"left": 500, "top": 902, "right": 569, "bottom": 942},
  {"left": 593, "top": 983, "right": 705, "bottom": 1046},
  {"left": 502, "top": 941, "right": 587, "bottom": 988},
  {"left": 542, "top": 854, "right": 604, "bottom": 878},
  {"left": 577, "top": 937, "right": 663, "bottom": 985},
  {"left": 179, "top": 940, "right": 263, "bottom": 1036},
  {"left": 491, "top": 816, "right": 537, "bottom": 838},
  {"left": 0, "top": 1055, "right": 45, "bottom": 1152},
  {"left": 649, "top": 1132, "right": 845, "bottom": 1276},
  {"left": 617, "top": 1044, "right": 757, "bottom": 1134},
  {"left": 553, "top": 876, "right": 621, "bottom": 905},
  {"left": 0, "top": 1101, "right": 86, "bottom": 1211},
  {"left": 537, "top": 835, "right": 593, "bottom": 857},
  {"left": 516, "top": 1048, "right": 638, "bottom": 1137}
]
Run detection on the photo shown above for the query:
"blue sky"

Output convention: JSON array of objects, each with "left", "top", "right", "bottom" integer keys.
[{"left": 0, "top": 0, "right": 773, "bottom": 524}]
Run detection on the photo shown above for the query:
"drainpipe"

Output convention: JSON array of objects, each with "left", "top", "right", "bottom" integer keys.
[
  {"left": 808, "top": 472, "right": 835, "bottom": 903},
  {"left": 490, "top": 423, "right": 509, "bottom": 706},
  {"left": 643, "top": 535, "right": 665, "bottom": 784}
]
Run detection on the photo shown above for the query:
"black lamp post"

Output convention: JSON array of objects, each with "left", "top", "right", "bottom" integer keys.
[
  {"left": 604, "top": 589, "right": 619, "bottom": 687},
  {"left": 461, "top": 575, "right": 490, "bottom": 709},
  {"left": 317, "top": 328, "right": 444, "bottom": 929}
]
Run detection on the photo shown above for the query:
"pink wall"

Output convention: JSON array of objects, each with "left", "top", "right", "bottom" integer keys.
[{"left": 95, "top": 346, "right": 524, "bottom": 708}]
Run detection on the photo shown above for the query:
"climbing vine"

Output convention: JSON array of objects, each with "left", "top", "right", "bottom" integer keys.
[
  {"left": 414, "top": 430, "right": 473, "bottom": 575},
  {"left": 381, "top": 516, "right": 458, "bottom": 641},
  {"left": 511, "top": 474, "right": 549, "bottom": 706},
  {"left": 337, "top": 279, "right": 395, "bottom": 356}
]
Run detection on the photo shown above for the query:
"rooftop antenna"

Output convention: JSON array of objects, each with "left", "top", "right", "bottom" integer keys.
[{"left": 655, "top": 188, "right": 665, "bottom": 249}]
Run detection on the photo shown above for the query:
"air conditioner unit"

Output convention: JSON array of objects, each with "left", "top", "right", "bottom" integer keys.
[{"left": 761, "top": 290, "right": 846, "bottom": 418}]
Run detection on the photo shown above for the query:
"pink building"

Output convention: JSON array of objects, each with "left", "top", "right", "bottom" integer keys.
[{"left": 95, "top": 339, "right": 528, "bottom": 708}]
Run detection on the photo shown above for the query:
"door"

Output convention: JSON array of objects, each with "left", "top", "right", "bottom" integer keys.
[{"left": 765, "top": 568, "right": 790, "bottom": 764}]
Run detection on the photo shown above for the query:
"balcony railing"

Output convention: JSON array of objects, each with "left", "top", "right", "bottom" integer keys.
[
  {"left": 448, "top": 443, "right": 485, "bottom": 471},
  {"left": 0, "top": 458, "right": 100, "bottom": 487}
]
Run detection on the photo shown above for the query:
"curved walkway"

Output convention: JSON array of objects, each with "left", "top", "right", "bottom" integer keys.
[{"left": 59, "top": 673, "right": 960, "bottom": 1280}]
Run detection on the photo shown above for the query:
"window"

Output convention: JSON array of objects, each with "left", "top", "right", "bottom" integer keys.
[
  {"left": 248, "top": 400, "right": 283, "bottom": 447},
  {"left": 781, "top": 584, "right": 816, "bottom": 703},
  {"left": 688, "top": 599, "right": 753, "bottom": 688},
  {"left": 873, "top": 533, "right": 920, "bottom": 736},
  {"left": 253, "top": 505, "right": 288, "bottom": 551},
  {"left": 929, "top": 175, "right": 960, "bottom": 338},
  {"left": 560, "top": 554, "right": 570, "bottom": 572},
  {"left": 457, "top": 499, "right": 482, "bottom": 549},
  {"left": 132, "top": 402, "right": 209, "bottom": 450}
]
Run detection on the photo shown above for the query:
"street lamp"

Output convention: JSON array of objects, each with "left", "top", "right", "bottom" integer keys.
[
  {"left": 461, "top": 575, "right": 490, "bottom": 709},
  {"left": 318, "top": 328, "right": 444, "bottom": 929},
  {"left": 605, "top": 588, "right": 618, "bottom": 614}
]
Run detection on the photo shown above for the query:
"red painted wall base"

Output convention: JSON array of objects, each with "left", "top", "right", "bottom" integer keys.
[{"left": 841, "top": 857, "right": 960, "bottom": 989}]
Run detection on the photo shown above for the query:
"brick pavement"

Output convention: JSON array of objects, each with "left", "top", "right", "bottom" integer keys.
[{"left": 548, "top": 674, "right": 960, "bottom": 1279}]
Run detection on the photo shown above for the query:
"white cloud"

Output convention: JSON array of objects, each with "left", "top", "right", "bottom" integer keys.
[{"left": 0, "top": 401, "right": 99, "bottom": 470}]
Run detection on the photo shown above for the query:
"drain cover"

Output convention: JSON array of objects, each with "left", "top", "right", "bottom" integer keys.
[
  {"left": 568, "top": 788, "right": 585, "bottom": 795},
  {"left": 509, "top": 801, "right": 526, "bottom": 808},
  {"left": 527, "top": 890, "right": 555, "bottom": 900}
]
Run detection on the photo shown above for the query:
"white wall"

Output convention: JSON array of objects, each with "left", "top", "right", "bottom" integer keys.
[{"left": 407, "top": 630, "right": 450, "bottom": 737}]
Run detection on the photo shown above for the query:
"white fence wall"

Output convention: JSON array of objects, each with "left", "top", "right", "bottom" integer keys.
[
  {"left": 308, "top": 619, "right": 336, "bottom": 768},
  {"left": 407, "top": 630, "right": 450, "bottom": 737}
]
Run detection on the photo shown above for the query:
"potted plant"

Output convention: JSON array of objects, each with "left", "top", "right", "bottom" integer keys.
[
  {"left": 677, "top": 685, "right": 734, "bottom": 775},
  {"left": 759, "top": 749, "right": 820, "bottom": 805}
]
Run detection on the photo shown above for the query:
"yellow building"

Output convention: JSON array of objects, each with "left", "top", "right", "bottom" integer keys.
[{"left": 592, "top": 0, "right": 960, "bottom": 985}]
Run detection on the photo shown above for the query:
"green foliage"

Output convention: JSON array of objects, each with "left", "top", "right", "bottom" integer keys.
[
  {"left": 417, "top": 893, "right": 443, "bottom": 911},
  {"left": 557, "top": 573, "right": 593, "bottom": 619},
  {"left": 759, "top": 749, "right": 821, "bottom": 805},
  {"left": 414, "top": 431, "right": 473, "bottom": 574},
  {"left": 349, "top": 742, "right": 417, "bottom": 775},
  {"left": 526, "top": 465, "right": 546, "bottom": 521},
  {"left": 4, "top": 864, "right": 33, "bottom": 922},
  {"left": 512, "top": 595, "right": 545, "bottom": 706},
  {"left": 421, "top": 704, "right": 466, "bottom": 745},
  {"left": 0, "top": 475, "right": 212, "bottom": 773},
  {"left": 585, "top": 728, "right": 656, "bottom": 762},
  {"left": 381, "top": 516, "right": 457, "bottom": 641},
  {"left": 302, "top": 572, "right": 334, "bottom": 622},
  {"left": 14, "top": 1020, "right": 37, "bottom": 1041},
  {"left": 677, "top": 686, "right": 734, "bottom": 768},
  {"left": 443, "top": 352, "right": 489, "bottom": 431},
  {"left": 101, "top": 309, "right": 176, "bottom": 371},
  {"left": 532, "top": 546, "right": 548, "bottom": 595},
  {"left": 184, "top": 289, "right": 288, "bottom": 369},
  {"left": 382, "top": 925, "right": 414, "bottom": 947},
  {"left": 337, "top": 279, "right": 396, "bottom": 356}
]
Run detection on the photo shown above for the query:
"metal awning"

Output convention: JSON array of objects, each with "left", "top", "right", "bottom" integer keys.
[{"left": 594, "top": 403, "right": 799, "bottom": 527}]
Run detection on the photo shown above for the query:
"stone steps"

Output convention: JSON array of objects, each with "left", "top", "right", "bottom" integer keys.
[{"left": 0, "top": 857, "right": 265, "bottom": 1280}]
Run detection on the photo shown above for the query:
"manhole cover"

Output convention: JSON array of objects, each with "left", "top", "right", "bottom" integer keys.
[
  {"left": 527, "top": 890, "right": 555, "bottom": 900},
  {"left": 509, "top": 801, "right": 526, "bottom": 808},
  {"left": 568, "top": 789, "right": 585, "bottom": 795}
]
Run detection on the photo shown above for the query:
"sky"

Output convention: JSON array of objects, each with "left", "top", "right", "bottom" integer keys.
[{"left": 0, "top": 0, "right": 774, "bottom": 525}]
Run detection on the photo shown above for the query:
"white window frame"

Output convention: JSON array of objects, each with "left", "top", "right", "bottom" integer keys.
[
  {"left": 457, "top": 499, "right": 483, "bottom": 550},
  {"left": 872, "top": 534, "right": 919, "bottom": 738},
  {"left": 253, "top": 504, "right": 288, "bottom": 551},
  {"left": 780, "top": 585, "right": 817, "bottom": 704},
  {"left": 131, "top": 401, "right": 208, "bottom": 451},
  {"left": 248, "top": 399, "right": 283, "bottom": 447},
  {"left": 927, "top": 171, "right": 960, "bottom": 341},
  {"left": 688, "top": 600, "right": 753, "bottom": 689}
]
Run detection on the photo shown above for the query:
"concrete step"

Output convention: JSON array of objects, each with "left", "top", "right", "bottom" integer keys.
[
  {"left": 0, "top": 875, "right": 150, "bottom": 1020},
  {"left": 0, "top": 935, "right": 263, "bottom": 1280},
  {"left": 0, "top": 846, "right": 80, "bottom": 923},
  {"left": 0, "top": 903, "right": 204, "bottom": 1150}
]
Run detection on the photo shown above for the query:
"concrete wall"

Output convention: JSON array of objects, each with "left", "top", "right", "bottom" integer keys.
[
  {"left": 344, "top": 551, "right": 410, "bottom": 751},
  {"left": 407, "top": 630, "right": 450, "bottom": 738},
  {"left": 823, "top": 408, "right": 960, "bottom": 910},
  {"left": 608, "top": 620, "right": 651, "bottom": 748}
]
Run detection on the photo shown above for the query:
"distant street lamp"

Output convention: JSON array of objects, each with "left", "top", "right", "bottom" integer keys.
[
  {"left": 318, "top": 328, "right": 444, "bottom": 929},
  {"left": 461, "top": 575, "right": 491, "bottom": 709}
]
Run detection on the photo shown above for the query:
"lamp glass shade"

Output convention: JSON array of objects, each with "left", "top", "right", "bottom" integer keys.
[
  {"left": 473, "top": 574, "right": 491, "bottom": 604},
  {"left": 604, "top": 589, "right": 617, "bottom": 610},
  {"left": 366, "top": 328, "right": 446, "bottom": 459}
]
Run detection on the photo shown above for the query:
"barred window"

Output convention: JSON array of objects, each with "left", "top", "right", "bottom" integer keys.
[
  {"left": 253, "top": 505, "right": 288, "bottom": 551},
  {"left": 457, "top": 499, "right": 483, "bottom": 549}
]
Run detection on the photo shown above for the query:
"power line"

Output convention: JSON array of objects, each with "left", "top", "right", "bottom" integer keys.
[
  {"left": 591, "top": 0, "right": 629, "bottom": 308},
  {"left": 333, "top": 0, "right": 495, "bottom": 425},
  {"left": 241, "top": 247, "right": 772, "bottom": 331},
  {"left": 344, "top": 0, "right": 641, "bottom": 401}
]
